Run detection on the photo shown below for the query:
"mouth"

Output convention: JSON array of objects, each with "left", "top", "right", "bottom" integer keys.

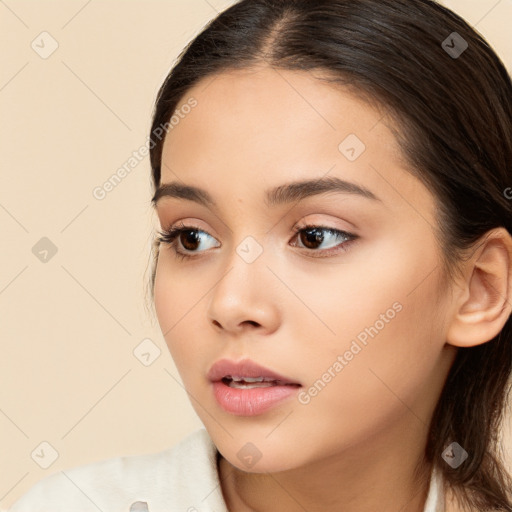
[
  {"left": 207, "top": 358, "right": 302, "bottom": 386},
  {"left": 208, "top": 358, "right": 302, "bottom": 416},
  {"left": 220, "top": 376, "right": 301, "bottom": 389}
]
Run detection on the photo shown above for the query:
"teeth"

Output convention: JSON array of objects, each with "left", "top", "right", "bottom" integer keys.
[
  {"left": 223, "top": 375, "right": 280, "bottom": 388},
  {"left": 227, "top": 376, "right": 275, "bottom": 383},
  {"left": 228, "top": 380, "right": 277, "bottom": 389}
]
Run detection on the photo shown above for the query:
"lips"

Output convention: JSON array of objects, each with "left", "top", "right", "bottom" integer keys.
[
  {"left": 208, "top": 358, "right": 302, "bottom": 416},
  {"left": 207, "top": 358, "right": 302, "bottom": 386}
]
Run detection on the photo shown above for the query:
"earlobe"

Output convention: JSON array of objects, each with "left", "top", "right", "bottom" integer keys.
[{"left": 446, "top": 227, "right": 512, "bottom": 348}]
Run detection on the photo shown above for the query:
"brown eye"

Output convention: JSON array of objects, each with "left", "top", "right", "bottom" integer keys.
[
  {"left": 298, "top": 227, "right": 327, "bottom": 249},
  {"left": 291, "top": 225, "right": 356, "bottom": 255},
  {"left": 156, "top": 225, "right": 220, "bottom": 260},
  {"left": 180, "top": 230, "right": 201, "bottom": 251}
]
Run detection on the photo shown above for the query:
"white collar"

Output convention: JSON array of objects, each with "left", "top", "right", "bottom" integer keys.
[
  {"left": 423, "top": 464, "right": 445, "bottom": 512},
  {"left": 164, "top": 428, "right": 445, "bottom": 512}
]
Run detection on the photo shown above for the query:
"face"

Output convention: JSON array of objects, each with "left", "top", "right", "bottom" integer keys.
[{"left": 153, "top": 66, "right": 455, "bottom": 473}]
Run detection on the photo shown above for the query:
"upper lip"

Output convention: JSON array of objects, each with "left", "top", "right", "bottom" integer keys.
[{"left": 207, "top": 358, "right": 301, "bottom": 386}]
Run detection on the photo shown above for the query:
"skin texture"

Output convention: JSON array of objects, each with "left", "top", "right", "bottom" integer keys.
[{"left": 153, "top": 66, "right": 512, "bottom": 512}]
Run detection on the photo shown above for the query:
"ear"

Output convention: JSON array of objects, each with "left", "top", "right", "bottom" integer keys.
[{"left": 446, "top": 227, "right": 512, "bottom": 348}]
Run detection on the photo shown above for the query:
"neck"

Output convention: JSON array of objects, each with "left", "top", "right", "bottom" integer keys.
[{"left": 218, "top": 416, "right": 433, "bottom": 512}]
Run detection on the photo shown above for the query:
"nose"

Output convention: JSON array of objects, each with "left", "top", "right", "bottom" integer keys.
[{"left": 206, "top": 242, "right": 281, "bottom": 335}]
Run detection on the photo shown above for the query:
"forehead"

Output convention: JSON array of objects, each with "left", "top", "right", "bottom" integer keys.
[
  {"left": 162, "top": 66, "right": 392, "bottom": 158},
  {"left": 159, "top": 66, "right": 434, "bottom": 221}
]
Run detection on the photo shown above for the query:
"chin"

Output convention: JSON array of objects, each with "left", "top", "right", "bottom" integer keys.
[
  {"left": 222, "top": 452, "right": 297, "bottom": 474},
  {"left": 213, "top": 433, "right": 305, "bottom": 475}
]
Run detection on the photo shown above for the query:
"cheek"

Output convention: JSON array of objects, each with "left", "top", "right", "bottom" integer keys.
[
  {"left": 153, "top": 250, "right": 204, "bottom": 330},
  {"left": 294, "top": 229, "right": 446, "bottom": 421},
  {"left": 153, "top": 256, "right": 195, "bottom": 360},
  {"left": 288, "top": 225, "right": 443, "bottom": 345},
  {"left": 153, "top": 255, "right": 217, "bottom": 386},
  {"left": 153, "top": 256, "right": 175, "bottom": 332}
]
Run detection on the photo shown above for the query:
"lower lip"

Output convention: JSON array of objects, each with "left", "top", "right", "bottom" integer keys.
[{"left": 211, "top": 381, "right": 301, "bottom": 416}]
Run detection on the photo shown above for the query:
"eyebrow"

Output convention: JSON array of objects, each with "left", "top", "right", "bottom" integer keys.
[{"left": 151, "top": 176, "right": 381, "bottom": 208}]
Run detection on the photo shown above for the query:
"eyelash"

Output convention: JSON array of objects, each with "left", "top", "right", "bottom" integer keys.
[{"left": 156, "top": 222, "right": 358, "bottom": 261}]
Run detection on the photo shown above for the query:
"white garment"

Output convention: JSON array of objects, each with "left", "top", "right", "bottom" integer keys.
[{"left": 4, "top": 428, "right": 444, "bottom": 512}]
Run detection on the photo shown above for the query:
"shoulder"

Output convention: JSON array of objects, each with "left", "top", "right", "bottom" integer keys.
[{"left": 4, "top": 428, "right": 227, "bottom": 512}]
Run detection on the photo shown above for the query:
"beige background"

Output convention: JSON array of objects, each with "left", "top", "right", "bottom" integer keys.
[{"left": 1, "top": 0, "right": 511, "bottom": 507}]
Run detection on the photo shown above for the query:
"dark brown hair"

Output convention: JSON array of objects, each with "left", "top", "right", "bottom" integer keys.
[{"left": 146, "top": 0, "right": 512, "bottom": 509}]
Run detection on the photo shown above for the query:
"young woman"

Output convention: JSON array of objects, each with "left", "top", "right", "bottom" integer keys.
[{"left": 7, "top": 0, "right": 512, "bottom": 511}]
